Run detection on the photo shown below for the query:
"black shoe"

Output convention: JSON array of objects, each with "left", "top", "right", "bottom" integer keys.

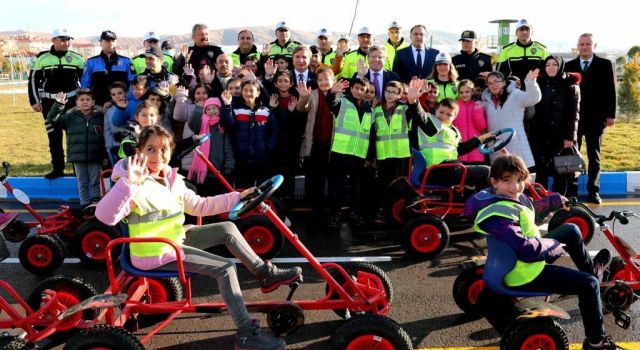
[
  {"left": 593, "top": 248, "right": 612, "bottom": 282},
  {"left": 44, "top": 170, "right": 65, "bottom": 179},
  {"left": 587, "top": 192, "right": 602, "bottom": 205},
  {"left": 582, "top": 335, "right": 626, "bottom": 349}
]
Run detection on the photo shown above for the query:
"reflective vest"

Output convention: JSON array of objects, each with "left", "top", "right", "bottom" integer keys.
[
  {"left": 428, "top": 79, "right": 459, "bottom": 102},
  {"left": 132, "top": 54, "right": 174, "bottom": 75},
  {"left": 331, "top": 98, "right": 374, "bottom": 159},
  {"left": 338, "top": 50, "right": 368, "bottom": 79},
  {"left": 384, "top": 39, "right": 409, "bottom": 71},
  {"left": 496, "top": 41, "right": 548, "bottom": 81},
  {"left": 474, "top": 199, "right": 545, "bottom": 287},
  {"left": 417, "top": 114, "right": 460, "bottom": 166},
  {"left": 268, "top": 40, "right": 301, "bottom": 59},
  {"left": 322, "top": 49, "right": 337, "bottom": 65},
  {"left": 230, "top": 51, "right": 261, "bottom": 66},
  {"left": 117, "top": 136, "right": 136, "bottom": 159},
  {"left": 373, "top": 105, "right": 411, "bottom": 160},
  {"left": 127, "top": 177, "right": 186, "bottom": 260}
]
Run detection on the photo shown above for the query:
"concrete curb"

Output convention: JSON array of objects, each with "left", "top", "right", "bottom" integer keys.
[{"left": 0, "top": 172, "right": 636, "bottom": 201}]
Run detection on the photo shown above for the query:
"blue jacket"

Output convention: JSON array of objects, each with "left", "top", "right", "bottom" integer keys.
[
  {"left": 392, "top": 46, "right": 439, "bottom": 82},
  {"left": 221, "top": 100, "right": 278, "bottom": 164},
  {"left": 81, "top": 52, "right": 134, "bottom": 106}
]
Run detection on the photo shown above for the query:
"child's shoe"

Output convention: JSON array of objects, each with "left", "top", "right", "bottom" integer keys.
[
  {"left": 259, "top": 261, "right": 302, "bottom": 293},
  {"left": 236, "top": 320, "right": 285, "bottom": 350}
]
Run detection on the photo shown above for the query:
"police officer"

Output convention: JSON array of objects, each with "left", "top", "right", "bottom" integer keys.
[
  {"left": 496, "top": 19, "right": 548, "bottom": 84},
  {"left": 174, "top": 24, "right": 224, "bottom": 80},
  {"left": 452, "top": 30, "right": 492, "bottom": 81},
  {"left": 267, "top": 21, "right": 301, "bottom": 65},
  {"left": 28, "top": 29, "right": 84, "bottom": 179},
  {"left": 81, "top": 30, "right": 134, "bottom": 106},
  {"left": 230, "top": 29, "right": 261, "bottom": 66},
  {"left": 384, "top": 21, "right": 409, "bottom": 71},
  {"left": 333, "top": 27, "right": 372, "bottom": 80},
  {"left": 131, "top": 31, "right": 174, "bottom": 75},
  {"left": 316, "top": 28, "right": 336, "bottom": 65}
]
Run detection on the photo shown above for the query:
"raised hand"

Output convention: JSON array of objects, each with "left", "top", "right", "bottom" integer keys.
[
  {"left": 181, "top": 44, "right": 192, "bottom": 62},
  {"left": 357, "top": 58, "right": 367, "bottom": 77},
  {"left": 264, "top": 59, "right": 276, "bottom": 77},
  {"left": 183, "top": 63, "right": 194, "bottom": 76},
  {"left": 55, "top": 92, "right": 68, "bottom": 105},
  {"left": 406, "top": 77, "right": 424, "bottom": 103},
  {"left": 330, "top": 79, "right": 350, "bottom": 94},
  {"left": 261, "top": 43, "right": 272, "bottom": 56},
  {"left": 127, "top": 154, "right": 149, "bottom": 185},
  {"left": 241, "top": 68, "right": 256, "bottom": 81},
  {"left": 221, "top": 90, "right": 233, "bottom": 106},
  {"left": 269, "top": 94, "right": 279, "bottom": 108},
  {"left": 336, "top": 46, "right": 347, "bottom": 57},
  {"left": 525, "top": 68, "right": 540, "bottom": 81},
  {"left": 288, "top": 96, "right": 298, "bottom": 112},
  {"left": 296, "top": 80, "right": 311, "bottom": 97}
]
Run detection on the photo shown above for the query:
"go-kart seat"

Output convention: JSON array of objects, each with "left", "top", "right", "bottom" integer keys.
[
  {"left": 410, "top": 149, "right": 452, "bottom": 190},
  {"left": 119, "top": 223, "right": 194, "bottom": 278},
  {"left": 483, "top": 236, "right": 550, "bottom": 297}
]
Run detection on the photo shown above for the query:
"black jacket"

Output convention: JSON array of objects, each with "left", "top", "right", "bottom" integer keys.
[
  {"left": 174, "top": 44, "right": 224, "bottom": 78},
  {"left": 452, "top": 49, "right": 492, "bottom": 81}
]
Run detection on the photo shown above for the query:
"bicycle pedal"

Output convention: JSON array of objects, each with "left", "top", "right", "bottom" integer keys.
[
  {"left": 286, "top": 279, "right": 303, "bottom": 301},
  {"left": 614, "top": 310, "right": 631, "bottom": 329}
]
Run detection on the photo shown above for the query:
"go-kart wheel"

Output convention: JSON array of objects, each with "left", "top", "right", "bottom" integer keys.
[
  {"left": 229, "top": 175, "right": 283, "bottom": 220},
  {"left": 265, "top": 196, "right": 287, "bottom": 221},
  {"left": 73, "top": 219, "right": 121, "bottom": 267},
  {"left": 602, "top": 281, "right": 635, "bottom": 312},
  {"left": 452, "top": 265, "right": 485, "bottom": 318},
  {"left": 603, "top": 257, "right": 629, "bottom": 282},
  {"left": 237, "top": 215, "right": 284, "bottom": 260},
  {"left": 547, "top": 205, "right": 596, "bottom": 245},
  {"left": 124, "top": 277, "right": 183, "bottom": 328},
  {"left": 500, "top": 318, "right": 569, "bottom": 350},
  {"left": 401, "top": 215, "right": 450, "bottom": 261},
  {"left": 479, "top": 128, "right": 516, "bottom": 155},
  {"left": 64, "top": 325, "right": 143, "bottom": 350},
  {"left": 329, "top": 315, "right": 412, "bottom": 350},
  {"left": 0, "top": 336, "right": 39, "bottom": 350},
  {"left": 2, "top": 219, "right": 30, "bottom": 242},
  {"left": 267, "top": 302, "right": 305, "bottom": 336},
  {"left": 26, "top": 275, "right": 97, "bottom": 341},
  {"left": 325, "top": 262, "right": 393, "bottom": 319},
  {"left": 18, "top": 234, "right": 64, "bottom": 275},
  {"left": 385, "top": 196, "right": 407, "bottom": 226}
]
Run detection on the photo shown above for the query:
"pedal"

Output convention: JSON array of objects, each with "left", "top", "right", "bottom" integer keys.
[
  {"left": 286, "top": 279, "right": 302, "bottom": 301},
  {"left": 614, "top": 310, "right": 631, "bottom": 329}
]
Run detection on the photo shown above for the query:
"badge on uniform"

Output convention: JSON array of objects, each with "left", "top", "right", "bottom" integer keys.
[
  {"left": 531, "top": 48, "right": 537, "bottom": 55},
  {"left": 208, "top": 51, "right": 214, "bottom": 58},
  {"left": 452, "top": 86, "right": 458, "bottom": 94},
  {"left": 478, "top": 61, "right": 485, "bottom": 67},
  {"left": 65, "top": 56, "right": 73, "bottom": 63},
  {"left": 287, "top": 47, "right": 293, "bottom": 53}
]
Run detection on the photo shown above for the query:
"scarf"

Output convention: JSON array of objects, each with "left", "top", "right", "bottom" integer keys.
[{"left": 188, "top": 98, "right": 222, "bottom": 183}]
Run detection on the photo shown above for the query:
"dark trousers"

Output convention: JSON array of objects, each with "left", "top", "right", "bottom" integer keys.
[
  {"left": 376, "top": 158, "right": 408, "bottom": 209},
  {"left": 577, "top": 129, "right": 603, "bottom": 194},
  {"left": 233, "top": 161, "right": 274, "bottom": 190},
  {"left": 512, "top": 224, "right": 604, "bottom": 344},
  {"left": 303, "top": 145, "right": 331, "bottom": 213},
  {"left": 41, "top": 98, "right": 72, "bottom": 172},
  {"left": 327, "top": 153, "right": 365, "bottom": 215}
]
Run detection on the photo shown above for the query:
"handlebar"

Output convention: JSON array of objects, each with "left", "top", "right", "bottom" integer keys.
[
  {"left": 176, "top": 134, "right": 210, "bottom": 161},
  {"left": 2, "top": 162, "right": 9, "bottom": 177},
  {"left": 567, "top": 197, "right": 636, "bottom": 226}
]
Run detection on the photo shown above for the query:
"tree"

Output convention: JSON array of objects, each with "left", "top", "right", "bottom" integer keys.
[
  {"left": 617, "top": 51, "right": 640, "bottom": 122},
  {"left": 616, "top": 56, "right": 626, "bottom": 66},
  {"left": 628, "top": 45, "right": 640, "bottom": 61}
]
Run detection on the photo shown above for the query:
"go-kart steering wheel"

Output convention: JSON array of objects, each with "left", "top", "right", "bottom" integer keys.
[
  {"left": 228, "top": 175, "right": 283, "bottom": 220},
  {"left": 479, "top": 128, "right": 516, "bottom": 155}
]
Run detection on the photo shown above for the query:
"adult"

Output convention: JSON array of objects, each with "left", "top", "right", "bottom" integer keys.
[
  {"left": 316, "top": 28, "right": 336, "bottom": 65},
  {"left": 496, "top": 19, "right": 548, "bottom": 84},
  {"left": 204, "top": 54, "right": 236, "bottom": 98},
  {"left": 353, "top": 46, "right": 400, "bottom": 100},
  {"left": 174, "top": 24, "right": 224, "bottom": 80},
  {"left": 230, "top": 29, "right": 261, "bottom": 66},
  {"left": 161, "top": 40, "right": 178, "bottom": 60},
  {"left": 530, "top": 55, "right": 580, "bottom": 197},
  {"left": 81, "top": 30, "right": 133, "bottom": 106},
  {"left": 393, "top": 24, "right": 439, "bottom": 82},
  {"left": 28, "top": 29, "right": 85, "bottom": 179},
  {"left": 131, "top": 31, "right": 174, "bottom": 75},
  {"left": 138, "top": 46, "right": 179, "bottom": 91},
  {"left": 481, "top": 70, "right": 541, "bottom": 169},
  {"left": 452, "top": 30, "right": 492, "bottom": 81},
  {"left": 427, "top": 52, "right": 459, "bottom": 102},
  {"left": 565, "top": 33, "right": 617, "bottom": 204},
  {"left": 332, "top": 27, "right": 372, "bottom": 80},
  {"left": 290, "top": 46, "right": 317, "bottom": 89},
  {"left": 267, "top": 21, "right": 301, "bottom": 64},
  {"left": 384, "top": 21, "right": 409, "bottom": 71}
]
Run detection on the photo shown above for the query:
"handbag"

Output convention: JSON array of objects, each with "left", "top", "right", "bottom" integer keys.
[{"left": 553, "top": 145, "right": 584, "bottom": 175}]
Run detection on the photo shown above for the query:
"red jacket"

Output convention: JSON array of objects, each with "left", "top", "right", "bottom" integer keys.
[{"left": 453, "top": 99, "right": 487, "bottom": 163}]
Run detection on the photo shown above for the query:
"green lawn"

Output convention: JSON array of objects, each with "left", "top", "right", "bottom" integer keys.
[{"left": 0, "top": 93, "right": 639, "bottom": 176}]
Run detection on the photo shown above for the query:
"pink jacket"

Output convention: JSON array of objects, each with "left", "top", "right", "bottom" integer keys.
[
  {"left": 453, "top": 99, "right": 487, "bottom": 163},
  {"left": 95, "top": 159, "right": 240, "bottom": 270}
]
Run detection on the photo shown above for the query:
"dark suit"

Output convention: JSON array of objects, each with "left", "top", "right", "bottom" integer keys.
[
  {"left": 352, "top": 69, "right": 401, "bottom": 98},
  {"left": 291, "top": 70, "right": 317, "bottom": 90},
  {"left": 565, "top": 54, "right": 616, "bottom": 194},
  {"left": 392, "top": 46, "right": 439, "bottom": 82}
]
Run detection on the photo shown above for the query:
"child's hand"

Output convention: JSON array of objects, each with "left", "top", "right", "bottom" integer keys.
[
  {"left": 560, "top": 195, "right": 569, "bottom": 207},
  {"left": 102, "top": 101, "right": 113, "bottom": 111},
  {"left": 261, "top": 43, "right": 272, "bottom": 56},
  {"left": 241, "top": 68, "right": 256, "bottom": 81},
  {"left": 336, "top": 46, "right": 347, "bottom": 57},
  {"left": 239, "top": 187, "right": 257, "bottom": 200},
  {"left": 296, "top": 81, "right": 311, "bottom": 97},
  {"left": 288, "top": 96, "right": 298, "bottom": 112},
  {"left": 183, "top": 63, "right": 194, "bottom": 76},
  {"left": 477, "top": 132, "right": 495, "bottom": 143},
  {"left": 357, "top": 58, "right": 367, "bottom": 77},
  {"left": 525, "top": 69, "right": 540, "bottom": 81},
  {"left": 269, "top": 94, "right": 279, "bottom": 108},
  {"left": 264, "top": 59, "right": 276, "bottom": 78},
  {"left": 406, "top": 77, "right": 424, "bottom": 104},
  {"left": 330, "top": 79, "right": 350, "bottom": 94},
  {"left": 221, "top": 90, "right": 233, "bottom": 106},
  {"left": 55, "top": 92, "right": 68, "bottom": 105},
  {"left": 127, "top": 154, "right": 149, "bottom": 185}
]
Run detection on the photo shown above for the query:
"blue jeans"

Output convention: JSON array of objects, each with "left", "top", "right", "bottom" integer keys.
[
  {"left": 513, "top": 224, "right": 604, "bottom": 344},
  {"left": 73, "top": 162, "right": 101, "bottom": 206}
]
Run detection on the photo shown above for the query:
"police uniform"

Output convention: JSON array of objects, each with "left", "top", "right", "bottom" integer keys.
[
  {"left": 131, "top": 54, "right": 174, "bottom": 75},
  {"left": 452, "top": 49, "right": 492, "bottom": 81},
  {"left": 496, "top": 40, "right": 548, "bottom": 82}
]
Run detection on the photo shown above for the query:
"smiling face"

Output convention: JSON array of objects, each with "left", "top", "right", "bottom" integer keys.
[
  {"left": 137, "top": 134, "right": 172, "bottom": 175},
  {"left": 491, "top": 171, "right": 527, "bottom": 201},
  {"left": 545, "top": 58, "right": 560, "bottom": 78},
  {"left": 435, "top": 105, "right": 456, "bottom": 125},
  {"left": 275, "top": 74, "right": 292, "bottom": 93},
  {"left": 458, "top": 85, "right": 473, "bottom": 102},
  {"left": 136, "top": 107, "right": 159, "bottom": 127},
  {"left": 316, "top": 70, "right": 334, "bottom": 92}
]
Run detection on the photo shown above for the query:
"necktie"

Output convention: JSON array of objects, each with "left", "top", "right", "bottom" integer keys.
[
  {"left": 582, "top": 60, "right": 589, "bottom": 72},
  {"left": 298, "top": 73, "right": 304, "bottom": 85},
  {"left": 416, "top": 49, "right": 423, "bottom": 74},
  {"left": 373, "top": 72, "right": 381, "bottom": 98}
]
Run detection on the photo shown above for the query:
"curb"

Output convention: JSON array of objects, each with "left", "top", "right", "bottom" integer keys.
[{"left": 0, "top": 172, "right": 637, "bottom": 201}]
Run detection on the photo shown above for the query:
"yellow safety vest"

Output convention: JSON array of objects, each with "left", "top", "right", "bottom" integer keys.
[
  {"left": 338, "top": 50, "right": 368, "bottom": 79},
  {"left": 331, "top": 98, "right": 374, "bottom": 159},
  {"left": 132, "top": 54, "right": 174, "bottom": 75},
  {"left": 417, "top": 114, "right": 460, "bottom": 166},
  {"left": 322, "top": 49, "right": 337, "bottom": 65},
  {"left": 268, "top": 40, "right": 301, "bottom": 59},
  {"left": 428, "top": 79, "right": 459, "bottom": 102},
  {"left": 384, "top": 39, "right": 409, "bottom": 71},
  {"left": 374, "top": 105, "right": 411, "bottom": 160}
]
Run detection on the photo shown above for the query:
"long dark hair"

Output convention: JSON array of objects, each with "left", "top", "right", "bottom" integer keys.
[
  {"left": 136, "top": 125, "right": 175, "bottom": 152},
  {"left": 487, "top": 71, "right": 509, "bottom": 107}
]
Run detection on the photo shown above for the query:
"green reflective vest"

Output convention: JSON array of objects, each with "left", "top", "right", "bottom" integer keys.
[
  {"left": 338, "top": 50, "right": 368, "bottom": 79},
  {"left": 331, "top": 98, "right": 374, "bottom": 159},
  {"left": 496, "top": 41, "right": 548, "bottom": 80},
  {"left": 127, "top": 177, "right": 185, "bottom": 260},
  {"left": 268, "top": 40, "right": 301, "bottom": 59},
  {"left": 32, "top": 49, "right": 85, "bottom": 94},
  {"left": 373, "top": 105, "right": 411, "bottom": 160},
  {"left": 322, "top": 49, "right": 337, "bottom": 65},
  {"left": 474, "top": 199, "right": 545, "bottom": 287},
  {"left": 417, "top": 114, "right": 460, "bottom": 166},
  {"left": 230, "top": 51, "right": 261, "bottom": 66},
  {"left": 384, "top": 39, "right": 409, "bottom": 71},
  {"left": 428, "top": 79, "right": 459, "bottom": 102},
  {"left": 132, "top": 54, "right": 174, "bottom": 75}
]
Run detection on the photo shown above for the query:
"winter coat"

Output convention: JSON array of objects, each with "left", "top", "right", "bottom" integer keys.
[
  {"left": 187, "top": 105, "right": 235, "bottom": 175},
  {"left": 47, "top": 102, "right": 105, "bottom": 163},
  {"left": 453, "top": 99, "right": 487, "bottom": 163},
  {"left": 221, "top": 100, "right": 279, "bottom": 164}
]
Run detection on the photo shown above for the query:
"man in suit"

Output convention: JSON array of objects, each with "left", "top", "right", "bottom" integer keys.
[
  {"left": 353, "top": 45, "right": 400, "bottom": 101},
  {"left": 565, "top": 33, "right": 617, "bottom": 204},
  {"left": 291, "top": 46, "right": 317, "bottom": 89},
  {"left": 392, "top": 24, "right": 439, "bottom": 83}
]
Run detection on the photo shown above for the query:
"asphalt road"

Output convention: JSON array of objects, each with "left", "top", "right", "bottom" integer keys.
[{"left": 1, "top": 199, "right": 639, "bottom": 349}]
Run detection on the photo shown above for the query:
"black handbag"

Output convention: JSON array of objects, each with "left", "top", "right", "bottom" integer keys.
[{"left": 553, "top": 145, "right": 584, "bottom": 175}]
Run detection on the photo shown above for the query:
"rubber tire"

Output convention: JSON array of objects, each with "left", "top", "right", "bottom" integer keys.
[
  {"left": 329, "top": 315, "right": 413, "bottom": 350},
  {"left": 325, "top": 262, "right": 393, "bottom": 319},
  {"left": 500, "top": 318, "right": 569, "bottom": 350},
  {"left": 18, "top": 234, "right": 64, "bottom": 275},
  {"left": 452, "top": 265, "right": 485, "bottom": 318},
  {"left": 2, "top": 219, "right": 30, "bottom": 243},
  {"left": 26, "top": 275, "right": 98, "bottom": 341},
  {"left": 547, "top": 206, "right": 596, "bottom": 245},
  {"left": 385, "top": 195, "right": 407, "bottom": 226},
  {"left": 73, "top": 219, "right": 121, "bottom": 267},
  {"left": 603, "top": 257, "right": 627, "bottom": 282},
  {"left": 0, "top": 336, "right": 40, "bottom": 350},
  {"left": 401, "top": 215, "right": 450, "bottom": 261},
  {"left": 265, "top": 196, "right": 287, "bottom": 221},
  {"left": 237, "top": 215, "right": 284, "bottom": 260},
  {"left": 64, "top": 325, "right": 143, "bottom": 350},
  {"left": 125, "top": 277, "right": 183, "bottom": 328}
]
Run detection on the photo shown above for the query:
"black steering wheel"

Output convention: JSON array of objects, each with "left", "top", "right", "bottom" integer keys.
[
  {"left": 229, "top": 175, "right": 283, "bottom": 220},
  {"left": 479, "top": 128, "right": 516, "bottom": 155}
]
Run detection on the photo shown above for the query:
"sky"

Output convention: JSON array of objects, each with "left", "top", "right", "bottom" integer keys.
[{"left": 3, "top": 0, "right": 637, "bottom": 52}]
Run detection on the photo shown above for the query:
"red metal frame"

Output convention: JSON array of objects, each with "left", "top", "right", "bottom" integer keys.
[{"left": 599, "top": 224, "right": 640, "bottom": 289}]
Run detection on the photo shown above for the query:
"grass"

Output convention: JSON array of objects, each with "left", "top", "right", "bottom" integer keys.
[{"left": 0, "top": 93, "right": 639, "bottom": 176}]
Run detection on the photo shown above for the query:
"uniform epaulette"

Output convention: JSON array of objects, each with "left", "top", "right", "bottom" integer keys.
[
  {"left": 134, "top": 53, "right": 145, "bottom": 59},
  {"left": 68, "top": 50, "right": 83, "bottom": 58},
  {"left": 532, "top": 41, "right": 547, "bottom": 48},
  {"left": 292, "top": 40, "right": 302, "bottom": 45},
  {"left": 502, "top": 42, "right": 515, "bottom": 49},
  {"left": 36, "top": 50, "right": 48, "bottom": 58}
]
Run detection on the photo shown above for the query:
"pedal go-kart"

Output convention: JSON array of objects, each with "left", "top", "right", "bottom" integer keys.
[
  {"left": 54, "top": 174, "right": 412, "bottom": 349},
  {"left": 385, "top": 128, "right": 595, "bottom": 261},
  {"left": 0, "top": 161, "right": 120, "bottom": 274}
]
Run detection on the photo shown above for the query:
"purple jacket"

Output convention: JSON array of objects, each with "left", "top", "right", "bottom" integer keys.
[{"left": 464, "top": 188, "right": 565, "bottom": 263}]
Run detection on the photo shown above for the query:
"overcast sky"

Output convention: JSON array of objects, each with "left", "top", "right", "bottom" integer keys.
[{"left": 3, "top": 0, "right": 636, "bottom": 52}]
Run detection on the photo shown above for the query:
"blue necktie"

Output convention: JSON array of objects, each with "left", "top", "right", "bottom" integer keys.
[
  {"left": 582, "top": 61, "right": 589, "bottom": 72},
  {"left": 416, "top": 49, "right": 423, "bottom": 74}
]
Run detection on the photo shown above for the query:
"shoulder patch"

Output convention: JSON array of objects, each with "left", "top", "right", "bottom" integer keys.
[
  {"left": 68, "top": 50, "right": 83, "bottom": 58},
  {"left": 502, "top": 42, "right": 515, "bottom": 49},
  {"left": 36, "top": 50, "right": 48, "bottom": 58},
  {"left": 533, "top": 41, "right": 547, "bottom": 48}
]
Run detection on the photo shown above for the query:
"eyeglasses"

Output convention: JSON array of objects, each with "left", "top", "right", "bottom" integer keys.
[
  {"left": 384, "top": 90, "right": 400, "bottom": 95},
  {"left": 487, "top": 80, "right": 504, "bottom": 86}
]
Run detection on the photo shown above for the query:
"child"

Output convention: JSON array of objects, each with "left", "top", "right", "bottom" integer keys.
[
  {"left": 454, "top": 79, "right": 488, "bottom": 165},
  {"left": 95, "top": 125, "right": 301, "bottom": 350},
  {"left": 273, "top": 55, "right": 289, "bottom": 72},
  {"left": 116, "top": 101, "right": 160, "bottom": 159},
  {"left": 112, "top": 75, "right": 149, "bottom": 128},
  {"left": 227, "top": 78, "right": 242, "bottom": 97},
  {"left": 464, "top": 154, "right": 619, "bottom": 350},
  {"left": 309, "top": 45, "right": 323, "bottom": 73},
  {"left": 47, "top": 90, "right": 104, "bottom": 208},
  {"left": 104, "top": 82, "right": 128, "bottom": 166},
  {"left": 418, "top": 80, "right": 439, "bottom": 114}
]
